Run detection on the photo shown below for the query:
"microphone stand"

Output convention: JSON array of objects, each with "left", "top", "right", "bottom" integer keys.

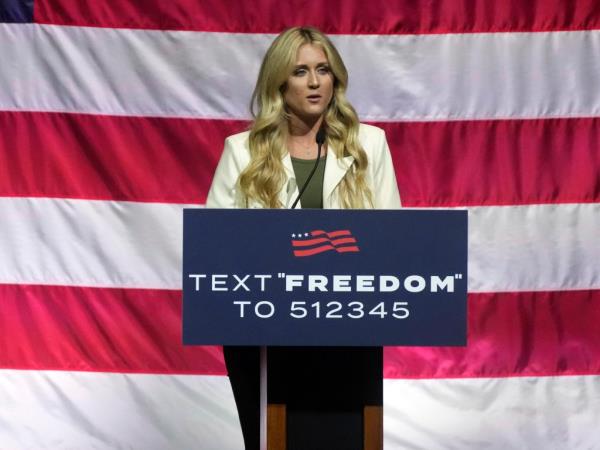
[{"left": 290, "top": 128, "right": 326, "bottom": 209}]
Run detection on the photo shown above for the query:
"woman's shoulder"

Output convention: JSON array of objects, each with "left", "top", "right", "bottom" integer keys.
[
  {"left": 224, "top": 130, "right": 251, "bottom": 149},
  {"left": 357, "top": 123, "right": 387, "bottom": 153},
  {"left": 358, "top": 123, "right": 385, "bottom": 138},
  {"left": 220, "top": 130, "right": 252, "bottom": 166}
]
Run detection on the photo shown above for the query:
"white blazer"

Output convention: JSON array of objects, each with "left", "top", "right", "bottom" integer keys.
[{"left": 206, "top": 123, "right": 401, "bottom": 209}]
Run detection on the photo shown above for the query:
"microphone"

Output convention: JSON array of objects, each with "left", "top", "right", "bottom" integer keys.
[
  {"left": 290, "top": 128, "right": 326, "bottom": 209},
  {"left": 315, "top": 127, "right": 326, "bottom": 146}
]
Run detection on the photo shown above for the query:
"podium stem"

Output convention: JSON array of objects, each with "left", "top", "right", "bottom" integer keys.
[{"left": 259, "top": 346, "right": 268, "bottom": 450}]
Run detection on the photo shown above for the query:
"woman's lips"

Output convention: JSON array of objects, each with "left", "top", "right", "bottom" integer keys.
[{"left": 307, "top": 95, "right": 322, "bottom": 103}]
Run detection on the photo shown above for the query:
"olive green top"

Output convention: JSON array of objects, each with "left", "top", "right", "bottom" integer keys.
[{"left": 290, "top": 156, "right": 326, "bottom": 209}]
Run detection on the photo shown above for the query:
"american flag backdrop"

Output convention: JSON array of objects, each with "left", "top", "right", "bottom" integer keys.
[{"left": 1, "top": 0, "right": 600, "bottom": 448}]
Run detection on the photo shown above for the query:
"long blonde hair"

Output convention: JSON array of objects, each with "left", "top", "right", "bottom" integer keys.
[{"left": 238, "top": 26, "right": 372, "bottom": 208}]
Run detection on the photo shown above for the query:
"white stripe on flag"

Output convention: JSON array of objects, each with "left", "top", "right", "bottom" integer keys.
[
  {"left": 1, "top": 198, "right": 599, "bottom": 292},
  {"left": 0, "top": 369, "right": 243, "bottom": 450},
  {"left": 2, "top": 24, "right": 600, "bottom": 121},
  {"left": 0, "top": 197, "right": 195, "bottom": 290},
  {"left": 468, "top": 203, "right": 600, "bottom": 293},
  {"left": 384, "top": 375, "right": 600, "bottom": 449}
]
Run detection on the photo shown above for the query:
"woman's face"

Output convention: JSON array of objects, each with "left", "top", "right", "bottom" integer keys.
[{"left": 283, "top": 43, "right": 334, "bottom": 123}]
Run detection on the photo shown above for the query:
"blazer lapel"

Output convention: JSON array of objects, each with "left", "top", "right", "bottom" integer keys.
[
  {"left": 323, "top": 146, "right": 354, "bottom": 205},
  {"left": 281, "top": 153, "right": 299, "bottom": 208}
]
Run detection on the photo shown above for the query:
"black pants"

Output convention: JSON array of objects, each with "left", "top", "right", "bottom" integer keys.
[{"left": 224, "top": 346, "right": 382, "bottom": 450}]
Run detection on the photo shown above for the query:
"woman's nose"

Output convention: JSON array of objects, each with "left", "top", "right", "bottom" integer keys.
[{"left": 308, "top": 70, "right": 320, "bottom": 87}]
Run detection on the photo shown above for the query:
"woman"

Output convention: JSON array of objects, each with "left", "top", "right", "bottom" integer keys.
[{"left": 206, "top": 26, "right": 400, "bottom": 450}]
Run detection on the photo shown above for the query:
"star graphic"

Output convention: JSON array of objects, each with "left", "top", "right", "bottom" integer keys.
[
  {"left": 304, "top": 232, "right": 309, "bottom": 237},
  {"left": 292, "top": 233, "right": 296, "bottom": 238}
]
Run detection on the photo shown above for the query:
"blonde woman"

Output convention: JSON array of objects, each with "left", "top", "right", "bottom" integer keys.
[{"left": 207, "top": 26, "right": 400, "bottom": 449}]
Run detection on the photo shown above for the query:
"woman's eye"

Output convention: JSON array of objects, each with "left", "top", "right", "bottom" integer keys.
[
  {"left": 318, "top": 66, "right": 330, "bottom": 74},
  {"left": 293, "top": 69, "right": 307, "bottom": 76}
]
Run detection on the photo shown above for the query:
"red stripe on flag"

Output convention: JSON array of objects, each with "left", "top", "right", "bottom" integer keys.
[
  {"left": 5, "top": 285, "right": 598, "bottom": 378},
  {"left": 2, "top": 112, "right": 599, "bottom": 206},
  {"left": 0, "top": 111, "right": 247, "bottom": 204},
  {"left": 378, "top": 118, "right": 600, "bottom": 207},
  {"left": 384, "top": 289, "right": 600, "bottom": 379},
  {"left": 34, "top": 0, "right": 600, "bottom": 34},
  {"left": 0, "top": 284, "right": 226, "bottom": 375}
]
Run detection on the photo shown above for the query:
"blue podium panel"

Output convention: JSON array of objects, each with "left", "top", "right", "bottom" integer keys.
[{"left": 183, "top": 209, "right": 467, "bottom": 346}]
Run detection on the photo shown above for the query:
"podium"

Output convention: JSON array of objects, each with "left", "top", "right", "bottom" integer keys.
[
  {"left": 264, "top": 345, "right": 383, "bottom": 450},
  {"left": 183, "top": 209, "right": 468, "bottom": 449}
]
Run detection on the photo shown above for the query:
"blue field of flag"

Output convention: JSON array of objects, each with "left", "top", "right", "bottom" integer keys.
[{"left": 0, "top": 0, "right": 34, "bottom": 23}]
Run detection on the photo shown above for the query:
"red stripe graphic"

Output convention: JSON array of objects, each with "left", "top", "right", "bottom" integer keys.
[
  {"left": 328, "top": 237, "right": 357, "bottom": 246},
  {"left": 384, "top": 289, "right": 600, "bottom": 379},
  {"left": 0, "top": 284, "right": 226, "bottom": 375},
  {"left": 335, "top": 246, "right": 361, "bottom": 253},
  {"left": 2, "top": 112, "right": 599, "bottom": 206},
  {"left": 35, "top": 0, "right": 600, "bottom": 34},
  {"left": 291, "top": 237, "right": 330, "bottom": 247}
]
